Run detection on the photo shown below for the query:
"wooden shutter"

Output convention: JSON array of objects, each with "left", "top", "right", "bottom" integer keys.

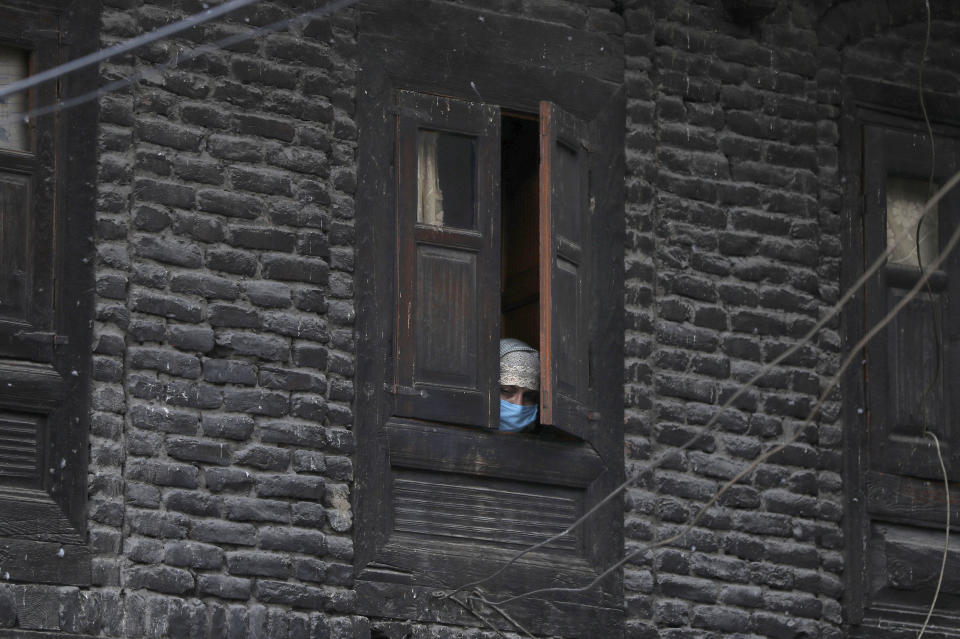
[
  {"left": 539, "top": 101, "right": 592, "bottom": 437},
  {"left": 862, "top": 124, "right": 960, "bottom": 479},
  {"left": 393, "top": 91, "right": 500, "bottom": 428},
  {"left": 0, "top": 9, "right": 93, "bottom": 586},
  {"left": 0, "top": 32, "right": 59, "bottom": 363}
]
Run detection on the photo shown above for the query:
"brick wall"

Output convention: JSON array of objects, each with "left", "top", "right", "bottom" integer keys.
[
  {"left": 1, "top": 0, "right": 959, "bottom": 637},
  {"left": 622, "top": 2, "right": 960, "bottom": 639}
]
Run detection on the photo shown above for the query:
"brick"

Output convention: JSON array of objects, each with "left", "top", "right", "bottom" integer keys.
[
  {"left": 163, "top": 380, "right": 222, "bottom": 409},
  {"left": 197, "top": 575, "right": 252, "bottom": 600},
  {"left": 225, "top": 496, "right": 290, "bottom": 523},
  {"left": 262, "top": 254, "right": 328, "bottom": 285},
  {"left": 125, "top": 565, "right": 194, "bottom": 594},
  {"left": 235, "top": 113, "right": 296, "bottom": 142},
  {"left": 254, "top": 581, "right": 328, "bottom": 610},
  {"left": 203, "top": 359, "right": 258, "bottom": 385},
  {"left": 226, "top": 552, "right": 291, "bottom": 578},
  {"left": 257, "top": 474, "right": 325, "bottom": 499},
  {"left": 292, "top": 451, "right": 326, "bottom": 474},
  {"left": 236, "top": 445, "right": 291, "bottom": 471},
  {"left": 244, "top": 280, "right": 291, "bottom": 308},
  {"left": 230, "top": 167, "right": 292, "bottom": 196},
  {"left": 228, "top": 226, "right": 297, "bottom": 252},
  {"left": 167, "top": 437, "right": 232, "bottom": 465},
  {"left": 231, "top": 58, "right": 299, "bottom": 89},
  {"left": 209, "top": 303, "right": 262, "bottom": 328},
  {"left": 292, "top": 503, "right": 327, "bottom": 527},
  {"left": 208, "top": 135, "right": 264, "bottom": 162},
  {"left": 205, "top": 248, "right": 259, "bottom": 276},
  {"left": 164, "top": 541, "right": 224, "bottom": 570},
  {"left": 202, "top": 414, "right": 255, "bottom": 440},
  {"left": 164, "top": 327, "right": 214, "bottom": 355},
  {"left": 190, "top": 521, "right": 258, "bottom": 546},
  {"left": 259, "top": 367, "right": 326, "bottom": 392},
  {"left": 216, "top": 331, "right": 290, "bottom": 361},
  {"left": 127, "top": 509, "right": 190, "bottom": 539},
  {"left": 136, "top": 119, "right": 203, "bottom": 151},
  {"left": 173, "top": 157, "right": 223, "bottom": 184},
  {"left": 170, "top": 273, "right": 240, "bottom": 300},
  {"left": 259, "top": 527, "right": 326, "bottom": 555},
  {"left": 134, "top": 178, "right": 195, "bottom": 209},
  {"left": 131, "top": 205, "right": 170, "bottom": 232},
  {"left": 262, "top": 311, "right": 327, "bottom": 341},
  {"left": 196, "top": 188, "right": 262, "bottom": 220},
  {"left": 260, "top": 420, "right": 326, "bottom": 448},
  {"left": 223, "top": 389, "right": 289, "bottom": 416},
  {"left": 131, "top": 292, "right": 203, "bottom": 323},
  {"left": 128, "top": 458, "right": 201, "bottom": 489},
  {"left": 129, "top": 403, "right": 198, "bottom": 434},
  {"left": 205, "top": 467, "right": 255, "bottom": 492}
]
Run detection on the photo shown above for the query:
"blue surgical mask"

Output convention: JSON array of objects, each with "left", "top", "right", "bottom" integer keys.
[{"left": 499, "top": 399, "right": 538, "bottom": 432}]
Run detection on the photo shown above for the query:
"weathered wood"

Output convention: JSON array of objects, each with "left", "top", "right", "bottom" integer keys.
[
  {"left": 0, "top": 536, "right": 90, "bottom": 585},
  {"left": 392, "top": 469, "right": 580, "bottom": 552},
  {"left": 386, "top": 418, "right": 604, "bottom": 488},
  {"left": 0, "top": 360, "right": 65, "bottom": 412},
  {"left": 394, "top": 91, "right": 500, "bottom": 430},
  {"left": 865, "top": 471, "right": 960, "bottom": 527},
  {"left": 539, "top": 101, "right": 591, "bottom": 439},
  {"left": 845, "top": 91, "right": 960, "bottom": 628},
  {"left": 354, "top": 3, "right": 626, "bottom": 632},
  {"left": 360, "top": 0, "right": 623, "bottom": 85},
  {"left": 355, "top": 580, "right": 624, "bottom": 638},
  {"left": 0, "top": 0, "right": 97, "bottom": 586}
]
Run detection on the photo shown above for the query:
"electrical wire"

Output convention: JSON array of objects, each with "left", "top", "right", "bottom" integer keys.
[
  {"left": 2, "top": 0, "right": 363, "bottom": 127},
  {"left": 0, "top": 0, "right": 258, "bottom": 102},
  {"left": 916, "top": 431, "right": 950, "bottom": 639}
]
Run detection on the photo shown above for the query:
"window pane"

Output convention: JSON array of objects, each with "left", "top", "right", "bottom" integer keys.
[
  {"left": 417, "top": 130, "right": 476, "bottom": 229},
  {"left": 886, "top": 177, "right": 939, "bottom": 269},
  {"left": 0, "top": 46, "right": 29, "bottom": 152}
]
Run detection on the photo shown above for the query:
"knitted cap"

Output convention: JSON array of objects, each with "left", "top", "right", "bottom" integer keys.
[{"left": 499, "top": 338, "right": 539, "bottom": 390}]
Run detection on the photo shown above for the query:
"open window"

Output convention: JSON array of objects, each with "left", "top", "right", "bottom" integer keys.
[
  {"left": 355, "top": 84, "right": 622, "bottom": 636},
  {"left": 392, "top": 92, "right": 595, "bottom": 438},
  {"left": 354, "top": 6, "right": 624, "bottom": 633}
]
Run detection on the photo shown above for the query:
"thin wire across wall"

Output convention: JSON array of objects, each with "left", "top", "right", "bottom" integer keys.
[{"left": 0, "top": 0, "right": 363, "bottom": 127}]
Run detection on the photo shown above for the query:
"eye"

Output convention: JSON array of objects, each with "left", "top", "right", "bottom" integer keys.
[
  {"left": 523, "top": 391, "right": 538, "bottom": 404},
  {"left": 500, "top": 385, "right": 517, "bottom": 396}
]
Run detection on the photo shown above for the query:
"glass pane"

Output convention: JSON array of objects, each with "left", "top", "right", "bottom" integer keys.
[
  {"left": 0, "top": 46, "right": 29, "bottom": 152},
  {"left": 417, "top": 130, "right": 476, "bottom": 229},
  {"left": 886, "top": 177, "right": 939, "bottom": 269}
]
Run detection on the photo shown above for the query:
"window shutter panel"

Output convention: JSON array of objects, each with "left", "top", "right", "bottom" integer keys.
[
  {"left": 0, "top": 12, "right": 92, "bottom": 586},
  {"left": 0, "top": 34, "right": 59, "bottom": 363},
  {"left": 863, "top": 125, "right": 960, "bottom": 479},
  {"left": 538, "top": 101, "right": 592, "bottom": 437},
  {"left": 393, "top": 91, "right": 500, "bottom": 428}
]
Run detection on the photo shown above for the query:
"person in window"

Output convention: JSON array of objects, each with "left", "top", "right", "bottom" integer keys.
[{"left": 499, "top": 338, "right": 539, "bottom": 432}]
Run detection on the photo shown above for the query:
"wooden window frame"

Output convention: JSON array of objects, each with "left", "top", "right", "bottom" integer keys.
[
  {"left": 0, "top": 0, "right": 98, "bottom": 586},
  {"left": 842, "top": 79, "right": 960, "bottom": 634},
  {"left": 354, "top": 2, "right": 625, "bottom": 636}
]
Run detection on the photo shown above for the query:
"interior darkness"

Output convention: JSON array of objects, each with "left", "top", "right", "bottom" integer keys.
[
  {"left": 434, "top": 132, "right": 477, "bottom": 229},
  {"left": 500, "top": 114, "right": 540, "bottom": 349}
]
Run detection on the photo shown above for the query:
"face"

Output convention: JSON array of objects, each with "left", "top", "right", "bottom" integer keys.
[{"left": 500, "top": 385, "right": 538, "bottom": 406}]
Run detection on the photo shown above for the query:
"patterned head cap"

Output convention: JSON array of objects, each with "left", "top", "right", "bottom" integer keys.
[{"left": 499, "top": 338, "right": 539, "bottom": 390}]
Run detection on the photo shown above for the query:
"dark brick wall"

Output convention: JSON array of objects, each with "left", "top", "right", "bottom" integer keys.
[
  {"left": 622, "top": 2, "right": 960, "bottom": 639},
  {"left": 1, "top": 0, "right": 960, "bottom": 637}
]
